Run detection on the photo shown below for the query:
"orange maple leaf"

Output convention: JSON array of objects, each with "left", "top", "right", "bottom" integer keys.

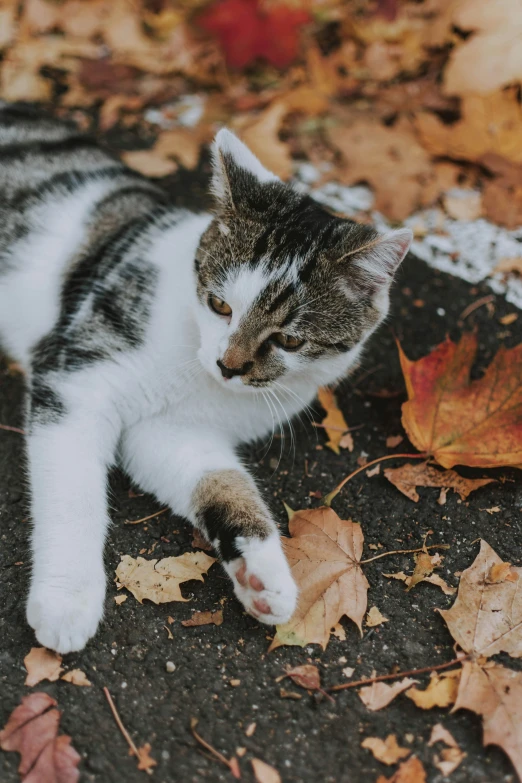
[{"left": 399, "top": 332, "right": 522, "bottom": 469}]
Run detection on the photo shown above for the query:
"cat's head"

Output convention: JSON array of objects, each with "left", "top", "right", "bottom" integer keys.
[{"left": 194, "top": 129, "right": 411, "bottom": 393}]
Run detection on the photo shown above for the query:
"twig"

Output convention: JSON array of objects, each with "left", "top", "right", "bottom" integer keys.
[
  {"left": 104, "top": 687, "right": 140, "bottom": 756},
  {"left": 125, "top": 508, "right": 168, "bottom": 525},
  {"left": 360, "top": 543, "right": 450, "bottom": 564},
  {"left": 311, "top": 422, "right": 365, "bottom": 434},
  {"left": 190, "top": 719, "right": 240, "bottom": 778},
  {"left": 323, "top": 453, "right": 428, "bottom": 506},
  {"left": 0, "top": 423, "right": 25, "bottom": 434},
  {"left": 328, "top": 656, "right": 466, "bottom": 692},
  {"left": 458, "top": 294, "right": 495, "bottom": 322}
]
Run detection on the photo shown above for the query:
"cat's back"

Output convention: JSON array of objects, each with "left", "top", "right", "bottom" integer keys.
[{"left": 0, "top": 104, "right": 169, "bottom": 368}]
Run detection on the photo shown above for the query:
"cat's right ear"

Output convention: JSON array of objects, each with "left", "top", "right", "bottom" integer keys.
[{"left": 210, "top": 128, "right": 280, "bottom": 211}]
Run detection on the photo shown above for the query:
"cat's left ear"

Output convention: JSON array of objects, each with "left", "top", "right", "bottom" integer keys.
[
  {"left": 210, "top": 128, "right": 280, "bottom": 210},
  {"left": 347, "top": 228, "right": 413, "bottom": 292}
]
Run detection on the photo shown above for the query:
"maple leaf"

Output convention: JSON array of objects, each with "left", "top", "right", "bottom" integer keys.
[
  {"left": 439, "top": 539, "right": 522, "bottom": 658},
  {"left": 242, "top": 102, "right": 293, "bottom": 180},
  {"left": 24, "top": 647, "right": 63, "bottom": 687},
  {"left": 115, "top": 551, "right": 216, "bottom": 604},
  {"left": 399, "top": 332, "right": 522, "bottom": 469},
  {"left": 454, "top": 660, "right": 522, "bottom": 780},
  {"left": 268, "top": 507, "right": 368, "bottom": 650},
  {"left": 384, "top": 461, "right": 495, "bottom": 502},
  {"left": 376, "top": 756, "right": 427, "bottom": 783},
  {"left": 406, "top": 669, "right": 461, "bottom": 709},
  {"left": 317, "top": 387, "right": 352, "bottom": 454},
  {"left": 198, "top": 0, "right": 310, "bottom": 69},
  {"left": 361, "top": 734, "right": 410, "bottom": 765},
  {"left": 358, "top": 678, "right": 418, "bottom": 712},
  {"left": 278, "top": 664, "right": 321, "bottom": 691},
  {"left": 0, "top": 692, "right": 80, "bottom": 783},
  {"left": 181, "top": 610, "right": 223, "bottom": 627}
]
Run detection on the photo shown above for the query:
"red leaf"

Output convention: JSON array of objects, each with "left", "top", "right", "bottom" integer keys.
[
  {"left": 0, "top": 693, "right": 80, "bottom": 782},
  {"left": 198, "top": 0, "right": 310, "bottom": 69}
]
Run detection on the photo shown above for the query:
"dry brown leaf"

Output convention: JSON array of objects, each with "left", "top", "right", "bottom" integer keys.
[
  {"left": 439, "top": 540, "right": 522, "bottom": 658},
  {"left": 416, "top": 91, "right": 522, "bottom": 165},
  {"left": 241, "top": 102, "right": 292, "bottom": 180},
  {"left": 383, "top": 570, "right": 456, "bottom": 596},
  {"left": 454, "top": 660, "right": 522, "bottom": 780},
  {"left": 115, "top": 594, "right": 127, "bottom": 605},
  {"left": 181, "top": 609, "right": 223, "bottom": 627},
  {"left": 366, "top": 464, "right": 381, "bottom": 478},
  {"left": 329, "top": 116, "right": 431, "bottom": 221},
  {"left": 24, "top": 648, "right": 63, "bottom": 687},
  {"left": 486, "top": 562, "right": 519, "bottom": 584},
  {"left": 154, "top": 128, "right": 206, "bottom": 170},
  {"left": 444, "top": 0, "right": 522, "bottom": 95},
  {"left": 136, "top": 742, "right": 157, "bottom": 773},
  {"left": 406, "top": 669, "right": 461, "bottom": 709},
  {"left": 279, "top": 664, "right": 321, "bottom": 691},
  {"left": 121, "top": 150, "right": 178, "bottom": 177},
  {"left": 115, "top": 551, "right": 216, "bottom": 604},
  {"left": 408, "top": 551, "right": 438, "bottom": 591},
  {"left": 0, "top": 692, "right": 80, "bottom": 782},
  {"left": 252, "top": 758, "right": 282, "bottom": 783},
  {"left": 384, "top": 461, "right": 495, "bottom": 503},
  {"left": 386, "top": 435, "right": 404, "bottom": 449},
  {"left": 61, "top": 669, "right": 91, "bottom": 687},
  {"left": 358, "top": 677, "right": 418, "bottom": 712},
  {"left": 366, "top": 606, "right": 389, "bottom": 627},
  {"left": 361, "top": 734, "right": 410, "bottom": 765},
  {"left": 317, "top": 387, "right": 351, "bottom": 454},
  {"left": 376, "top": 756, "right": 427, "bottom": 783},
  {"left": 0, "top": 0, "right": 18, "bottom": 50},
  {"left": 269, "top": 507, "right": 368, "bottom": 650},
  {"left": 428, "top": 724, "right": 465, "bottom": 776},
  {"left": 443, "top": 189, "right": 482, "bottom": 221}
]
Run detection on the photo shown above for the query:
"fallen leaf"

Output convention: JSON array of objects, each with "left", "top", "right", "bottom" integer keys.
[
  {"left": 199, "top": 0, "right": 310, "bottom": 69},
  {"left": 444, "top": 0, "right": 522, "bottom": 95},
  {"left": 242, "top": 102, "right": 292, "bottom": 180},
  {"left": 115, "top": 551, "right": 216, "bottom": 604},
  {"left": 383, "top": 570, "right": 456, "bottom": 596},
  {"left": 24, "top": 648, "right": 63, "bottom": 687},
  {"left": 386, "top": 435, "right": 404, "bottom": 449},
  {"left": 0, "top": 692, "right": 80, "bottom": 782},
  {"left": 358, "top": 678, "right": 418, "bottom": 711},
  {"left": 279, "top": 688, "right": 302, "bottom": 700},
  {"left": 408, "top": 551, "right": 439, "bottom": 591},
  {"left": 366, "top": 606, "right": 389, "bottom": 627},
  {"left": 443, "top": 189, "right": 482, "bottom": 221},
  {"left": 494, "top": 257, "right": 522, "bottom": 276},
  {"left": 329, "top": 116, "right": 432, "bottom": 221},
  {"left": 399, "top": 333, "right": 522, "bottom": 469},
  {"left": 269, "top": 507, "right": 369, "bottom": 650},
  {"left": 278, "top": 664, "right": 321, "bottom": 691},
  {"left": 317, "top": 387, "right": 351, "bottom": 454},
  {"left": 428, "top": 724, "right": 465, "bottom": 776},
  {"left": 61, "top": 669, "right": 92, "bottom": 687},
  {"left": 343, "top": 667, "right": 355, "bottom": 678},
  {"left": 362, "top": 734, "right": 410, "bottom": 765},
  {"left": 376, "top": 756, "right": 427, "bottom": 783},
  {"left": 454, "top": 660, "right": 522, "bottom": 780},
  {"left": 136, "top": 742, "right": 157, "bottom": 773},
  {"left": 499, "top": 314, "right": 518, "bottom": 326},
  {"left": 181, "top": 610, "right": 223, "bottom": 627},
  {"left": 416, "top": 91, "right": 522, "bottom": 165},
  {"left": 486, "top": 562, "right": 519, "bottom": 584},
  {"left": 154, "top": 127, "right": 205, "bottom": 170},
  {"left": 406, "top": 669, "right": 461, "bottom": 709},
  {"left": 331, "top": 622, "right": 346, "bottom": 641},
  {"left": 439, "top": 540, "right": 522, "bottom": 658},
  {"left": 121, "top": 150, "right": 178, "bottom": 177},
  {"left": 366, "top": 464, "right": 381, "bottom": 478},
  {"left": 251, "top": 757, "right": 282, "bottom": 783}
]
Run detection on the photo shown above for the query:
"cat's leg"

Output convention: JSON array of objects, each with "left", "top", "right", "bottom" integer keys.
[
  {"left": 121, "top": 420, "right": 298, "bottom": 624},
  {"left": 26, "top": 390, "right": 119, "bottom": 653}
]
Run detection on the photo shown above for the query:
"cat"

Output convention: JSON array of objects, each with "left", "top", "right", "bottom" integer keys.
[{"left": 0, "top": 103, "right": 412, "bottom": 653}]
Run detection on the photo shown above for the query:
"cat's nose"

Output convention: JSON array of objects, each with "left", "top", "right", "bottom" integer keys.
[{"left": 217, "top": 359, "right": 253, "bottom": 379}]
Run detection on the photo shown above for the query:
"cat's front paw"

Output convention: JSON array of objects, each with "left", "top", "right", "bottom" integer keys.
[
  {"left": 27, "top": 574, "right": 105, "bottom": 654},
  {"left": 224, "top": 534, "right": 298, "bottom": 625}
]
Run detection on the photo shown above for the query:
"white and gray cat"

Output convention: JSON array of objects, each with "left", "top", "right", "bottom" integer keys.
[{"left": 0, "top": 104, "right": 412, "bottom": 653}]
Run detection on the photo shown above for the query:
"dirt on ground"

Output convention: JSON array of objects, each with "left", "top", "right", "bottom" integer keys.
[{"left": 0, "top": 164, "right": 521, "bottom": 783}]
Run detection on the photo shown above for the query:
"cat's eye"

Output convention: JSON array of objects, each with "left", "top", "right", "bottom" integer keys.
[
  {"left": 271, "top": 333, "right": 305, "bottom": 351},
  {"left": 209, "top": 295, "right": 232, "bottom": 317}
]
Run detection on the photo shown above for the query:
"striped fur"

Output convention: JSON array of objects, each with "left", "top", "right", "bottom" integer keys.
[{"left": 0, "top": 107, "right": 411, "bottom": 652}]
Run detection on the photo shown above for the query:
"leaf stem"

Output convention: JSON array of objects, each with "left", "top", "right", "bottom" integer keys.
[
  {"left": 323, "top": 452, "right": 428, "bottom": 507},
  {"left": 103, "top": 686, "right": 140, "bottom": 757},
  {"left": 360, "top": 543, "right": 450, "bottom": 564},
  {"left": 124, "top": 507, "right": 168, "bottom": 525},
  {"left": 328, "top": 656, "right": 467, "bottom": 692},
  {"left": 190, "top": 719, "right": 240, "bottom": 778}
]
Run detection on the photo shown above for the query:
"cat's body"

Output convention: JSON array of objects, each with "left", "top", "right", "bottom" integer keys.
[{"left": 0, "top": 104, "right": 411, "bottom": 653}]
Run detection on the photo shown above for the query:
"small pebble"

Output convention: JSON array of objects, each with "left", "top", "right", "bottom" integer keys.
[{"left": 166, "top": 661, "right": 176, "bottom": 673}]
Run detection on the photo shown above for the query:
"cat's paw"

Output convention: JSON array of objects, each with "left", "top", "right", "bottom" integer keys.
[
  {"left": 27, "top": 575, "right": 105, "bottom": 654},
  {"left": 224, "top": 534, "right": 298, "bottom": 625}
]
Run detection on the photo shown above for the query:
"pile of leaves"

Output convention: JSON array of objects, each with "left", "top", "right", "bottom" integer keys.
[{"left": 2, "top": 0, "right": 522, "bottom": 229}]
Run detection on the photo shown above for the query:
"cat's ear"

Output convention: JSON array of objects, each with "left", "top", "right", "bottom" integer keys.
[
  {"left": 343, "top": 228, "right": 412, "bottom": 292},
  {"left": 210, "top": 128, "right": 280, "bottom": 209}
]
